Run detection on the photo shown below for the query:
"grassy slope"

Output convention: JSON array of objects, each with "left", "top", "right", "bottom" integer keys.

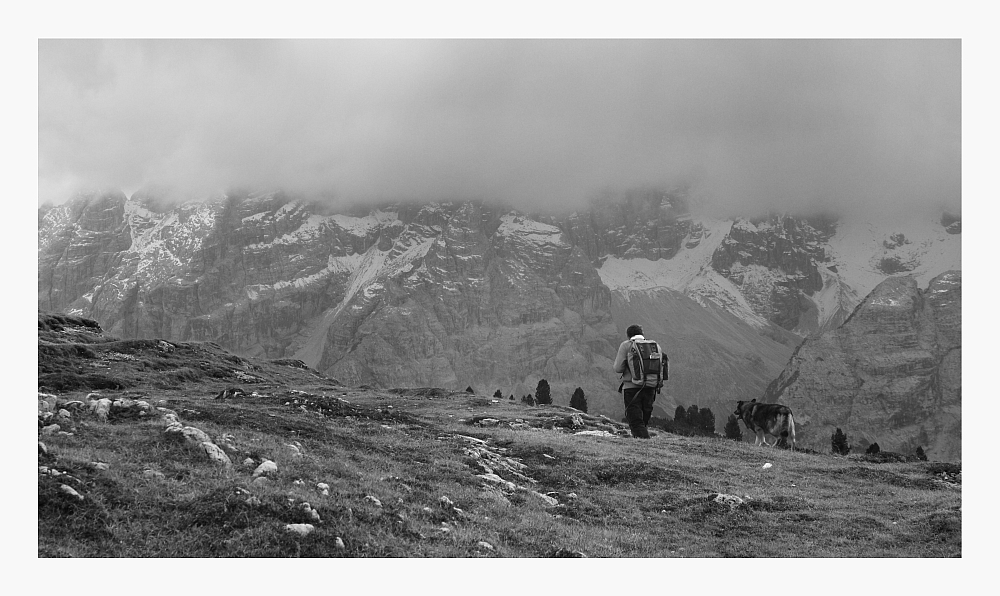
[{"left": 38, "top": 314, "right": 960, "bottom": 558}]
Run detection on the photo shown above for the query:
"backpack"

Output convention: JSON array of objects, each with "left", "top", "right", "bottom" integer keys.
[{"left": 627, "top": 339, "right": 667, "bottom": 390}]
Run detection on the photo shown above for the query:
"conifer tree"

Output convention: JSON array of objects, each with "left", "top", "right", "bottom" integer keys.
[
  {"left": 687, "top": 404, "right": 700, "bottom": 425},
  {"left": 535, "top": 379, "right": 552, "bottom": 405},
  {"left": 674, "top": 405, "right": 687, "bottom": 425},
  {"left": 724, "top": 414, "right": 742, "bottom": 440},
  {"left": 831, "top": 428, "right": 850, "bottom": 455},
  {"left": 569, "top": 387, "right": 588, "bottom": 413},
  {"left": 466, "top": 386, "right": 475, "bottom": 394},
  {"left": 866, "top": 442, "right": 881, "bottom": 455},
  {"left": 915, "top": 446, "right": 928, "bottom": 461},
  {"left": 698, "top": 407, "right": 716, "bottom": 435},
  {"left": 509, "top": 394, "right": 514, "bottom": 401},
  {"left": 493, "top": 389, "right": 503, "bottom": 399},
  {"left": 521, "top": 394, "right": 534, "bottom": 406}
]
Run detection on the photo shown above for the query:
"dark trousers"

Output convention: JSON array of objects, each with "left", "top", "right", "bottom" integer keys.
[{"left": 622, "top": 386, "right": 656, "bottom": 439}]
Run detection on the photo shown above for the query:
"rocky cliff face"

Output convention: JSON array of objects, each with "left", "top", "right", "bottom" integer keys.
[
  {"left": 37, "top": 188, "right": 960, "bottom": 432},
  {"left": 762, "top": 272, "right": 961, "bottom": 461},
  {"left": 710, "top": 215, "right": 837, "bottom": 333}
]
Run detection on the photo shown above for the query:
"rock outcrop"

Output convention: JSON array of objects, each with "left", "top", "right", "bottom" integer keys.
[{"left": 763, "top": 271, "right": 961, "bottom": 461}]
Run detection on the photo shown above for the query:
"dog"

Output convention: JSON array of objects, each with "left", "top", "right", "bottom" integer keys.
[{"left": 734, "top": 399, "right": 796, "bottom": 450}]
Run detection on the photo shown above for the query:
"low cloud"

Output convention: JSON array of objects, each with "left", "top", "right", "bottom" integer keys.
[{"left": 39, "top": 39, "right": 960, "bottom": 218}]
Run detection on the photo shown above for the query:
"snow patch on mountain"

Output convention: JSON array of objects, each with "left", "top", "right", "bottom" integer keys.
[
  {"left": 827, "top": 212, "right": 961, "bottom": 299},
  {"left": 329, "top": 210, "right": 399, "bottom": 237},
  {"left": 597, "top": 218, "right": 769, "bottom": 329},
  {"left": 496, "top": 214, "right": 566, "bottom": 247},
  {"left": 597, "top": 218, "right": 731, "bottom": 292}
]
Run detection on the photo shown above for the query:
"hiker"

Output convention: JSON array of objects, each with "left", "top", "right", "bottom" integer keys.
[{"left": 613, "top": 324, "right": 666, "bottom": 439}]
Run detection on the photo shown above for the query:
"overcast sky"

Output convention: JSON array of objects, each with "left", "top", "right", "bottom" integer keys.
[{"left": 38, "top": 39, "right": 960, "bottom": 218}]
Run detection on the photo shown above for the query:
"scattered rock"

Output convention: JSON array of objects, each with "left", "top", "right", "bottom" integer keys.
[
  {"left": 542, "top": 453, "right": 556, "bottom": 460},
  {"left": 245, "top": 496, "right": 262, "bottom": 507},
  {"left": 439, "top": 495, "right": 455, "bottom": 509},
  {"left": 476, "top": 473, "right": 517, "bottom": 491},
  {"left": 574, "top": 430, "right": 616, "bottom": 437},
  {"left": 293, "top": 479, "right": 305, "bottom": 486},
  {"left": 91, "top": 462, "right": 110, "bottom": 471},
  {"left": 38, "top": 442, "right": 48, "bottom": 456},
  {"left": 476, "top": 541, "right": 494, "bottom": 551},
  {"left": 762, "top": 463, "right": 773, "bottom": 470},
  {"left": 62, "top": 400, "right": 86, "bottom": 411},
  {"left": 164, "top": 423, "right": 213, "bottom": 446},
  {"left": 215, "top": 387, "right": 248, "bottom": 400},
  {"left": 334, "top": 537, "right": 345, "bottom": 550},
  {"left": 300, "top": 502, "right": 322, "bottom": 523},
  {"left": 41, "top": 424, "right": 61, "bottom": 435},
  {"left": 284, "top": 523, "right": 315, "bottom": 537},
  {"left": 252, "top": 460, "right": 278, "bottom": 477},
  {"left": 200, "top": 442, "right": 232, "bottom": 466},
  {"left": 711, "top": 493, "right": 746, "bottom": 511},
  {"left": 364, "top": 495, "right": 383, "bottom": 508},
  {"left": 477, "top": 418, "right": 500, "bottom": 427},
  {"left": 243, "top": 458, "right": 256, "bottom": 468},
  {"left": 57, "top": 409, "right": 72, "bottom": 420},
  {"left": 316, "top": 482, "right": 330, "bottom": 492},
  {"left": 285, "top": 443, "right": 302, "bottom": 456},
  {"left": 549, "top": 548, "right": 586, "bottom": 557},
  {"left": 527, "top": 490, "right": 559, "bottom": 507},
  {"left": 567, "top": 492, "right": 578, "bottom": 499},
  {"left": 91, "top": 398, "right": 112, "bottom": 421},
  {"left": 252, "top": 477, "right": 270, "bottom": 488},
  {"left": 60, "top": 484, "right": 84, "bottom": 500},
  {"left": 143, "top": 469, "right": 165, "bottom": 480}
]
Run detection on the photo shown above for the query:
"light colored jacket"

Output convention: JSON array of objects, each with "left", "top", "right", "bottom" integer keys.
[{"left": 614, "top": 334, "right": 661, "bottom": 392}]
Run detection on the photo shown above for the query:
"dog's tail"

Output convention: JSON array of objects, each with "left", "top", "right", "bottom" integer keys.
[{"left": 783, "top": 413, "right": 796, "bottom": 451}]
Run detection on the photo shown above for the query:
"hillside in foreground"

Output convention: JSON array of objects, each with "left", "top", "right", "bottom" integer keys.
[{"left": 38, "top": 313, "right": 960, "bottom": 557}]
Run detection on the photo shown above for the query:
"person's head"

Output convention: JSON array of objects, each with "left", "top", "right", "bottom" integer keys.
[{"left": 626, "top": 324, "right": 643, "bottom": 338}]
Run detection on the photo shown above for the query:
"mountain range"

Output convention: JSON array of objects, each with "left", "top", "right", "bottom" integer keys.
[{"left": 37, "top": 188, "right": 961, "bottom": 459}]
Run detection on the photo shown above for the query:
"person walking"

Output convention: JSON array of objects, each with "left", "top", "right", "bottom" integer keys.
[{"left": 613, "top": 324, "right": 664, "bottom": 439}]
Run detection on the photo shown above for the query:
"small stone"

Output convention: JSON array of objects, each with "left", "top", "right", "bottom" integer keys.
[
  {"left": 252, "top": 460, "right": 278, "bottom": 477},
  {"left": 92, "top": 398, "right": 112, "bottom": 421},
  {"left": 567, "top": 493, "right": 578, "bottom": 499},
  {"left": 300, "top": 502, "right": 321, "bottom": 523},
  {"left": 200, "top": 442, "right": 232, "bottom": 466},
  {"left": 57, "top": 409, "right": 72, "bottom": 420},
  {"left": 477, "top": 541, "right": 494, "bottom": 551},
  {"left": 542, "top": 453, "right": 556, "bottom": 459},
  {"left": 285, "top": 443, "right": 302, "bottom": 456},
  {"left": 529, "top": 491, "right": 559, "bottom": 507},
  {"left": 316, "top": 482, "right": 330, "bottom": 492},
  {"left": 60, "top": 484, "right": 84, "bottom": 500},
  {"left": 762, "top": 463, "right": 773, "bottom": 469},
  {"left": 439, "top": 495, "right": 455, "bottom": 509},
  {"left": 334, "top": 537, "right": 345, "bottom": 550},
  {"left": 364, "top": 495, "right": 383, "bottom": 508},
  {"left": 245, "top": 496, "right": 261, "bottom": 507},
  {"left": 58, "top": 431, "right": 74, "bottom": 436},
  {"left": 38, "top": 442, "right": 48, "bottom": 456},
  {"left": 91, "top": 462, "right": 110, "bottom": 471},
  {"left": 252, "top": 476, "right": 270, "bottom": 487},
  {"left": 41, "top": 424, "right": 61, "bottom": 435},
  {"left": 243, "top": 457, "right": 256, "bottom": 468},
  {"left": 284, "top": 523, "right": 315, "bottom": 537},
  {"left": 478, "top": 418, "right": 500, "bottom": 427},
  {"left": 143, "top": 469, "right": 165, "bottom": 480},
  {"left": 422, "top": 506, "right": 433, "bottom": 514}
]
